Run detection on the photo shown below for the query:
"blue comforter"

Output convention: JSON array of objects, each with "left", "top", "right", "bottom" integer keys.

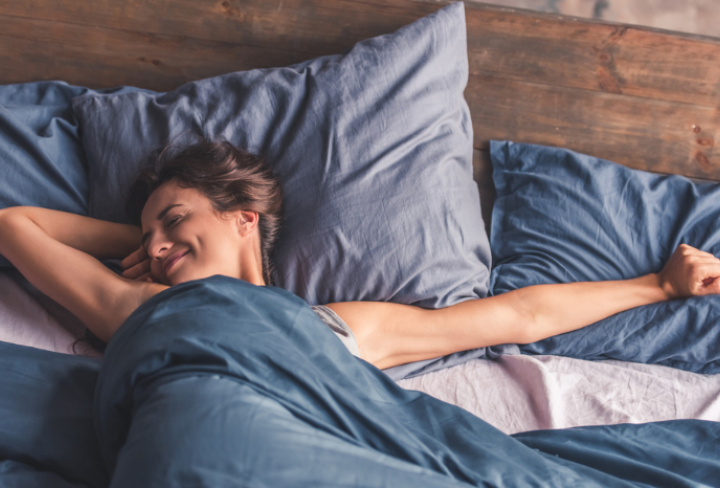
[{"left": 1, "top": 276, "right": 719, "bottom": 487}]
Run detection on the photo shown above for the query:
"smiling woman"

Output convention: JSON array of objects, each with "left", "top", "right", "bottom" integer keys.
[
  {"left": 125, "top": 139, "right": 284, "bottom": 287},
  {"left": 1, "top": 136, "right": 719, "bottom": 370}
]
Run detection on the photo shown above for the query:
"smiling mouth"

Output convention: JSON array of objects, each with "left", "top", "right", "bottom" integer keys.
[{"left": 164, "top": 251, "right": 189, "bottom": 275}]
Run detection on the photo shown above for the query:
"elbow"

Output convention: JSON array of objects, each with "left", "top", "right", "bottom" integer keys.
[
  {"left": 356, "top": 306, "right": 432, "bottom": 370},
  {"left": 516, "top": 320, "right": 540, "bottom": 345},
  {"left": 0, "top": 206, "right": 30, "bottom": 221},
  {"left": 356, "top": 327, "right": 398, "bottom": 370},
  {"left": 0, "top": 206, "right": 19, "bottom": 227},
  {"left": 0, "top": 208, "right": 32, "bottom": 235}
]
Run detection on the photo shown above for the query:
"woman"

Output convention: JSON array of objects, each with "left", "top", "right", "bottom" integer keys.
[{"left": 0, "top": 138, "right": 719, "bottom": 370}]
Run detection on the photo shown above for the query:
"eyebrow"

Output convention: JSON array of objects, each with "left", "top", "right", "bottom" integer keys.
[{"left": 140, "top": 204, "right": 183, "bottom": 249}]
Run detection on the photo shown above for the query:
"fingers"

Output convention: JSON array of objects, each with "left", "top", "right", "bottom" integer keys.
[
  {"left": 125, "top": 268, "right": 156, "bottom": 283},
  {"left": 690, "top": 263, "right": 720, "bottom": 296},
  {"left": 688, "top": 256, "right": 720, "bottom": 267},
  {"left": 121, "top": 245, "right": 149, "bottom": 269},
  {"left": 136, "top": 271, "right": 156, "bottom": 283},
  {"left": 121, "top": 245, "right": 153, "bottom": 281},
  {"left": 122, "top": 256, "right": 151, "bottom": 280},
  {"left": 676, "top": 243, "right": 718, "bottom": 260},
  {"left": 700, "top": 276, "right": 720, "bottom": 295},
  {"left": 661, "top": 244, "right": 720, "bottom": 298}
]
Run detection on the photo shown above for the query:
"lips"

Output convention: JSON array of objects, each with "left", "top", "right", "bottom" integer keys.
[{"left": 164, "top": 250, "right": 189, "bottom": 275}]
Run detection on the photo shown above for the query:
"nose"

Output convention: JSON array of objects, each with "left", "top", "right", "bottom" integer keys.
[{"left": 146, "top": 233, "right": 173, "bottom": 261}]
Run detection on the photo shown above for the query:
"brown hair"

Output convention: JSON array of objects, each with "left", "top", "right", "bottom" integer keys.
[{"left": 125, "top": 136, "right": 284, "bottom": 285}]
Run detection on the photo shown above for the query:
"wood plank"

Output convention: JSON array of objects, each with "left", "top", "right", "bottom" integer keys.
[
  {"left": 4, "top": 0, "right": 720, "bottom": 107},
  {"left": 0, "top": 14, "right": 303, "bottom": 90},
  {"left": 466, "top": 74, "right": 720, "bottom": 179},
  {"left": 464, "top": 2, "right": 720, "bottom": 107},
  {"left": 2, "top": 0, "right": 719, "bottom": 181},
  {"left": 0, "top": 0, "right": 442, "bottom": 89},
  {"left": 0, "top": 0, "right": 441, "bottom": 60}
]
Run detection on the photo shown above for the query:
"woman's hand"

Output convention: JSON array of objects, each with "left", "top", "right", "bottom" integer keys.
[
  {"left": 658, "top": 244, "right": 720, "bottom": 299},
  {"left": 121, "top": 246, "right": 156, "bottom": 283}
]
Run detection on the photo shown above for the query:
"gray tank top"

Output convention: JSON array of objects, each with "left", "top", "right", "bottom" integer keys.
[{"left": 311, "top": 305, "right": 360, "bottom": 357}]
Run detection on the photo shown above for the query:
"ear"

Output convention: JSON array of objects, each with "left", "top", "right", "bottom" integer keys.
[{"left": 236, "top": 210, "right": 260, "bottom": 237}]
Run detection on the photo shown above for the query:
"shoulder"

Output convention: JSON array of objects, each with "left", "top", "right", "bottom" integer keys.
[{"left": 325, "top": 301, "right": 428, "bottom": 368}]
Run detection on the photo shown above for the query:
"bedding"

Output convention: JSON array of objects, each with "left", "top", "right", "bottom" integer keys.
[
  {"left": 3, "top": 271, "right": 719, "bottom": 437},
  {"left": 0, "top": 81, "right": 145, "bottom": 268},
  {"left": 0, "top": 341, "right": 105, "bottom": 488},
  {"left": 0, "top": 269, "right": 79, "bottom": 354},
  {"left": 68, "top": 2, "right": 503, "bottom": 378},
  {"left": 0, "top": 2, "right": 497, "bottom": 379},
  {"left": 0, "top": 1, "right": 718, "bottom": 486},
  {"left": 0, "top": 82, "right": 97, "bottom": 216},
  {"left": 489, "top": 140, "right": 720, "bottom": 373},
  {"left": 0, "top": 82, "right": 91, "bottom": 268},
  {"left": 2, "top": 275, "right": 719, "bottom": 487},
  {"left": 70, "top": 2, "right": 491, "bottom": 312},
  {"left": 399, "top": 354, "right": 720, "bottom": 434}
]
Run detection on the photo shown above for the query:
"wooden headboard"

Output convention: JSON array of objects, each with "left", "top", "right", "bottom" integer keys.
[{"left": 3, "top": 0, "right": 719, "bottom": 227}]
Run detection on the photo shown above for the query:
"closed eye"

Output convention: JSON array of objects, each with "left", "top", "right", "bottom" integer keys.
[{"left": 167, "top": 216, "right": 182, "bottom": 227}]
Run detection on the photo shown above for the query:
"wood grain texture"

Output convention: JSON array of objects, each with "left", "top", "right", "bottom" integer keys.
[
  {"left": 466, "top": 74, "right": 720, "bottom": 178},
  {"left": 465, "top": 5, "right": 720, "bottom": 107},
  {"left": 1, "top": 0, "right": 719, "bottom": 182}
]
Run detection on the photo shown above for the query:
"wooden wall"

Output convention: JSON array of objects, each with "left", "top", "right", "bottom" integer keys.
[{"left": 2, "top": 0, "right": 719, "bottom": 228}]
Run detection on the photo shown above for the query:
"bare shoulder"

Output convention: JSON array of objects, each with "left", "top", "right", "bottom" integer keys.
[{"left": 325, "top": 301, "right": 427, "bottom": 368}]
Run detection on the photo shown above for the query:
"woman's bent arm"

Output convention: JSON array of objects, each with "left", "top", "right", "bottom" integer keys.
[
  {"left": 4, "top": 206, "right": 142, "bottom": 259},
  {"left": 330, "top": 244, "right": 720, "bottom": 370},
  {"left": 0, "top": 207, "right": 166, "bottom": 342}
]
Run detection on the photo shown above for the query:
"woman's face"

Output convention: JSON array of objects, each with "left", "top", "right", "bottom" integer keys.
[{"left": 140, "top": 181, "right": 260, "bottom": 286}]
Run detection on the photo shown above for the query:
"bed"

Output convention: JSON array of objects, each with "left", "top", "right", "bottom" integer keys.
[{"left": 1, "top": 0, "right": 719, "bottom": 486}]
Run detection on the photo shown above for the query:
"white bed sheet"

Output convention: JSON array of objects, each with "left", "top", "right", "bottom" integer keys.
[
  {"left": 2, "top": 269, "right": 719, "bottom": 435},
  {"left": 0, "top": 270, "right": 99, "bottom": 357},
  {"left": 398, "top": 353, "right": 720, "bottom": 434}
]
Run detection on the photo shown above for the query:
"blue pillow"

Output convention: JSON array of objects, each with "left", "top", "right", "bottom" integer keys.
[
  {"left": 71, "top": 2, "right": 491, "bottom": 310},
  {"left": 489, "top": 140, "right": 720, "bottom": 374},
  {"left": 0, "top": 82, "right": 150, "bottom": 268},
  {"left": 0, "top": 82, "right": 90, "bottom": 267},
  {"left": 0, "top": 82, "right": 88, "bottom": 215}
]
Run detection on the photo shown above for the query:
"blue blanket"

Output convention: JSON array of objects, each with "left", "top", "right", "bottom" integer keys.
[{"left": 2, "top": 276, "right": 719, "bottom": 487}]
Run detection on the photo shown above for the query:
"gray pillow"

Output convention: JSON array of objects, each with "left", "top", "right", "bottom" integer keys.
[{"left": 71, "top": 2, "right": 490, "bottom": 310}]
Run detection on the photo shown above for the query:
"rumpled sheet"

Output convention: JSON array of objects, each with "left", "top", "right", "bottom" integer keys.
[
  {"left": 0, "top": 270, "right": 80, "bottom": 354},
  {"left": 16, "top": 275, "right": 708, "bottom": 487},
  {"left": 399, "top": 354, "right": 720, "bottom": 434}
]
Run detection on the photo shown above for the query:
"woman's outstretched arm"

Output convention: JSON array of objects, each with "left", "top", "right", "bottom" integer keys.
[
  {"left": 329, "top": 244, "right": 720, "bottom": 370},
  {"left": 0, "top": 206, "right": 165, "bottom": 342}
]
